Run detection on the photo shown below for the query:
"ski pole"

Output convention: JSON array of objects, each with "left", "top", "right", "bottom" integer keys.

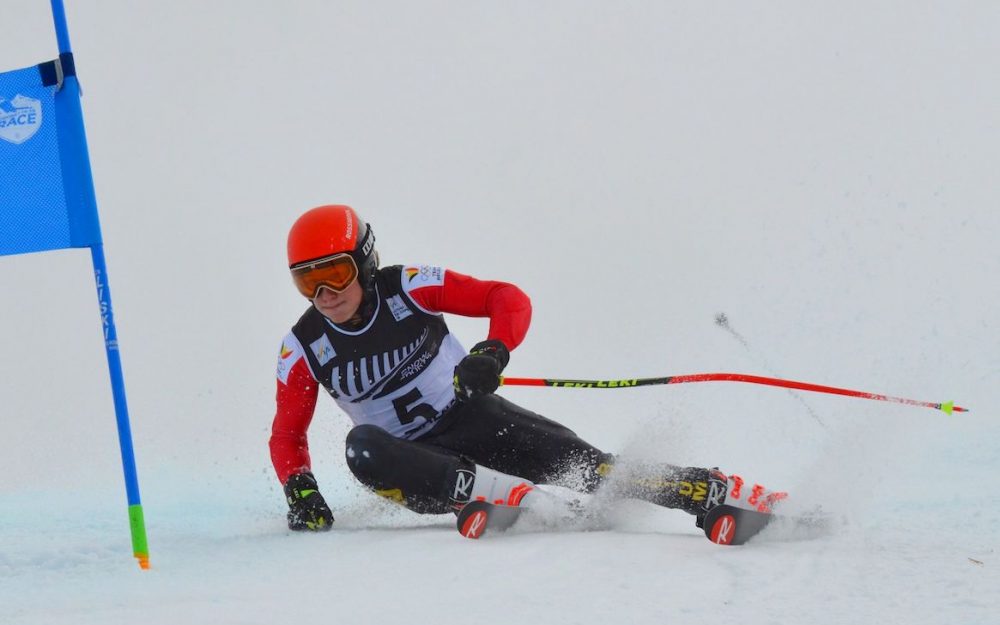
[{"left": 499, "top": 372, "right": 968, "bottom": 415}]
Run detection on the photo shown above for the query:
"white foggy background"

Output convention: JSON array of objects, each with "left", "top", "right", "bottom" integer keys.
[{"left": 1, "top": 2, "right": 997, "bottom": 624}]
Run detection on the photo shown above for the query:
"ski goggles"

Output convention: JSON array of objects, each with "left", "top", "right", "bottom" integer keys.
[{"left": 290, "top": 253, "right": 359, "bottom": 298}]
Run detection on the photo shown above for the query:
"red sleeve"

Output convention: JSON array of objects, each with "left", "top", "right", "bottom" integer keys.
[
  {"left": 269, "top": 358, "right": 320, "bottom": 484},
  {"left": 407, "top": 269, "right": 532, "bottom": 350}
]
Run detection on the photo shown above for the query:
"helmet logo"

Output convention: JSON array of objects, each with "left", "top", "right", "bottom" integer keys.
[
  {"left": 343, "top": 208, "right": 354, "bottom": 241},
  {"left": 361, "top": 228, "right": 375, "bottom": 256}
]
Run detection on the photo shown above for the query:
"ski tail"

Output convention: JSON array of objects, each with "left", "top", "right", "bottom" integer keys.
[
  {"left": 458, "top": 503, "right": 490, "bottom": 539},
  {"left": 703, "top": 504, "right": 832, "bottom": 546},
  {"left": 457, "top": 500, "right": 524, "bottom": 539},
  {"left": 703, "top": 504, "right": 775, "bottom": 545}
]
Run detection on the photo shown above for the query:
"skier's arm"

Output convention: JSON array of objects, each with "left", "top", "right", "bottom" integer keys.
[
  {"left": 271, "top": 357, "right": 334, "bottom": 531},
  {"left": 407, "top": 267, "right": 531, "bottom": 399},
  {"left": 407, "top": 269, "right": 532, "bottom": 350},
  {"left": 270, "top": 358, "right": 319, "bottom": 484}
]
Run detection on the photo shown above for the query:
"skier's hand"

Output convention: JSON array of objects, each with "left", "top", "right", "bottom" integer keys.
[
  {"left": 284, "top": 472, "right": 334, "bottom": 531},
  {"left": 454, "top": 339, "right": 510, "bottom": 400}
]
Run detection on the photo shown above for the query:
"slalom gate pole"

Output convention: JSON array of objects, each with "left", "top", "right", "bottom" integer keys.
[
  {"left": 93, "top": 250, "right": 149, "bottom": 570},
  {"left": 49, "top": 0, "right": 150, "bottom": 570},
  {"left": 500, "top": 372, "right": 967, "bottom": 415}
]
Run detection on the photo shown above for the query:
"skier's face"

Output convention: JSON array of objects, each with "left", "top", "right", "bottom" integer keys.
[{"left": 312, "top": 280, "right": 363, "bottom": 324}]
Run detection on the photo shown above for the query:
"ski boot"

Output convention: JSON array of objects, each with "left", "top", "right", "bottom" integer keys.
[
  {"left": 694, "top": 469, "right": 788, "bottom": 528},
  {"left": 450, "top": 464, "right": 536, "bottom": 512}
]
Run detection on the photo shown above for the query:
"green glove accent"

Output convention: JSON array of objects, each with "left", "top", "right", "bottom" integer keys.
[{"left": 284, "top": 472, "right": 334, "bottom": 532}]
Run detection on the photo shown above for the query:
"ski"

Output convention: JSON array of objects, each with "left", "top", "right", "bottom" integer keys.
[
  {"left": 701, "top": 504, "right": 830, "bottom": 545},
  {"left": 457, "top": 492, "right": 602, "bottom": 538},
  {"left": 458, "top": 500, "right": 830, "bottom": 544}
]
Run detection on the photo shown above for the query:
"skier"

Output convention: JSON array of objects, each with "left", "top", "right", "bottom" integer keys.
[{"left": 270, "top": 204, "right": 785, "bottom": 532}]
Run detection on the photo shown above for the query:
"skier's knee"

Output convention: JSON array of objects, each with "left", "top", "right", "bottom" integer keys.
[
  {"left": 346, "top": 423, "right": 393, "bottom": 451},
  {"left": 344, "top": 424, "right": 459, "bottom": 514},
  {"left": 345, "top": 424, "right": 394, "bottom": 479}
]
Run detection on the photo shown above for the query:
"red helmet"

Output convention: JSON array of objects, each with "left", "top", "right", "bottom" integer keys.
[{"left": 287, "top": 205, "right": 378, "bottom": 296}]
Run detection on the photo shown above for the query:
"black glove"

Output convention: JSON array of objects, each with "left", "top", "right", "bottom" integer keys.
[
  {"left": 453, "top": 339, "right": 510, "bottom": 400},
  {"left": 284, "top": 472, "right": 334, "bottom": 531}
]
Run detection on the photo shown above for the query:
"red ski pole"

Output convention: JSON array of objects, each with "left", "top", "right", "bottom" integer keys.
[{"left": 499, "top": 372, "right": 968, "bottom": 415}]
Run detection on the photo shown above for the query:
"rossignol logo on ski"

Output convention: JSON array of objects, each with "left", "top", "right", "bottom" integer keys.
[
  {"left": 710, "top": 513, "right": 736, "bottom": 545},
  {"left": 549, "top": 379, "right": 639, "bottom": 388},
  {"left": 0, "top": 94, "right": 42, "bottom": 144},
  {"left": 460, "top": 509, "right": 488, "bottom": 539}
]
